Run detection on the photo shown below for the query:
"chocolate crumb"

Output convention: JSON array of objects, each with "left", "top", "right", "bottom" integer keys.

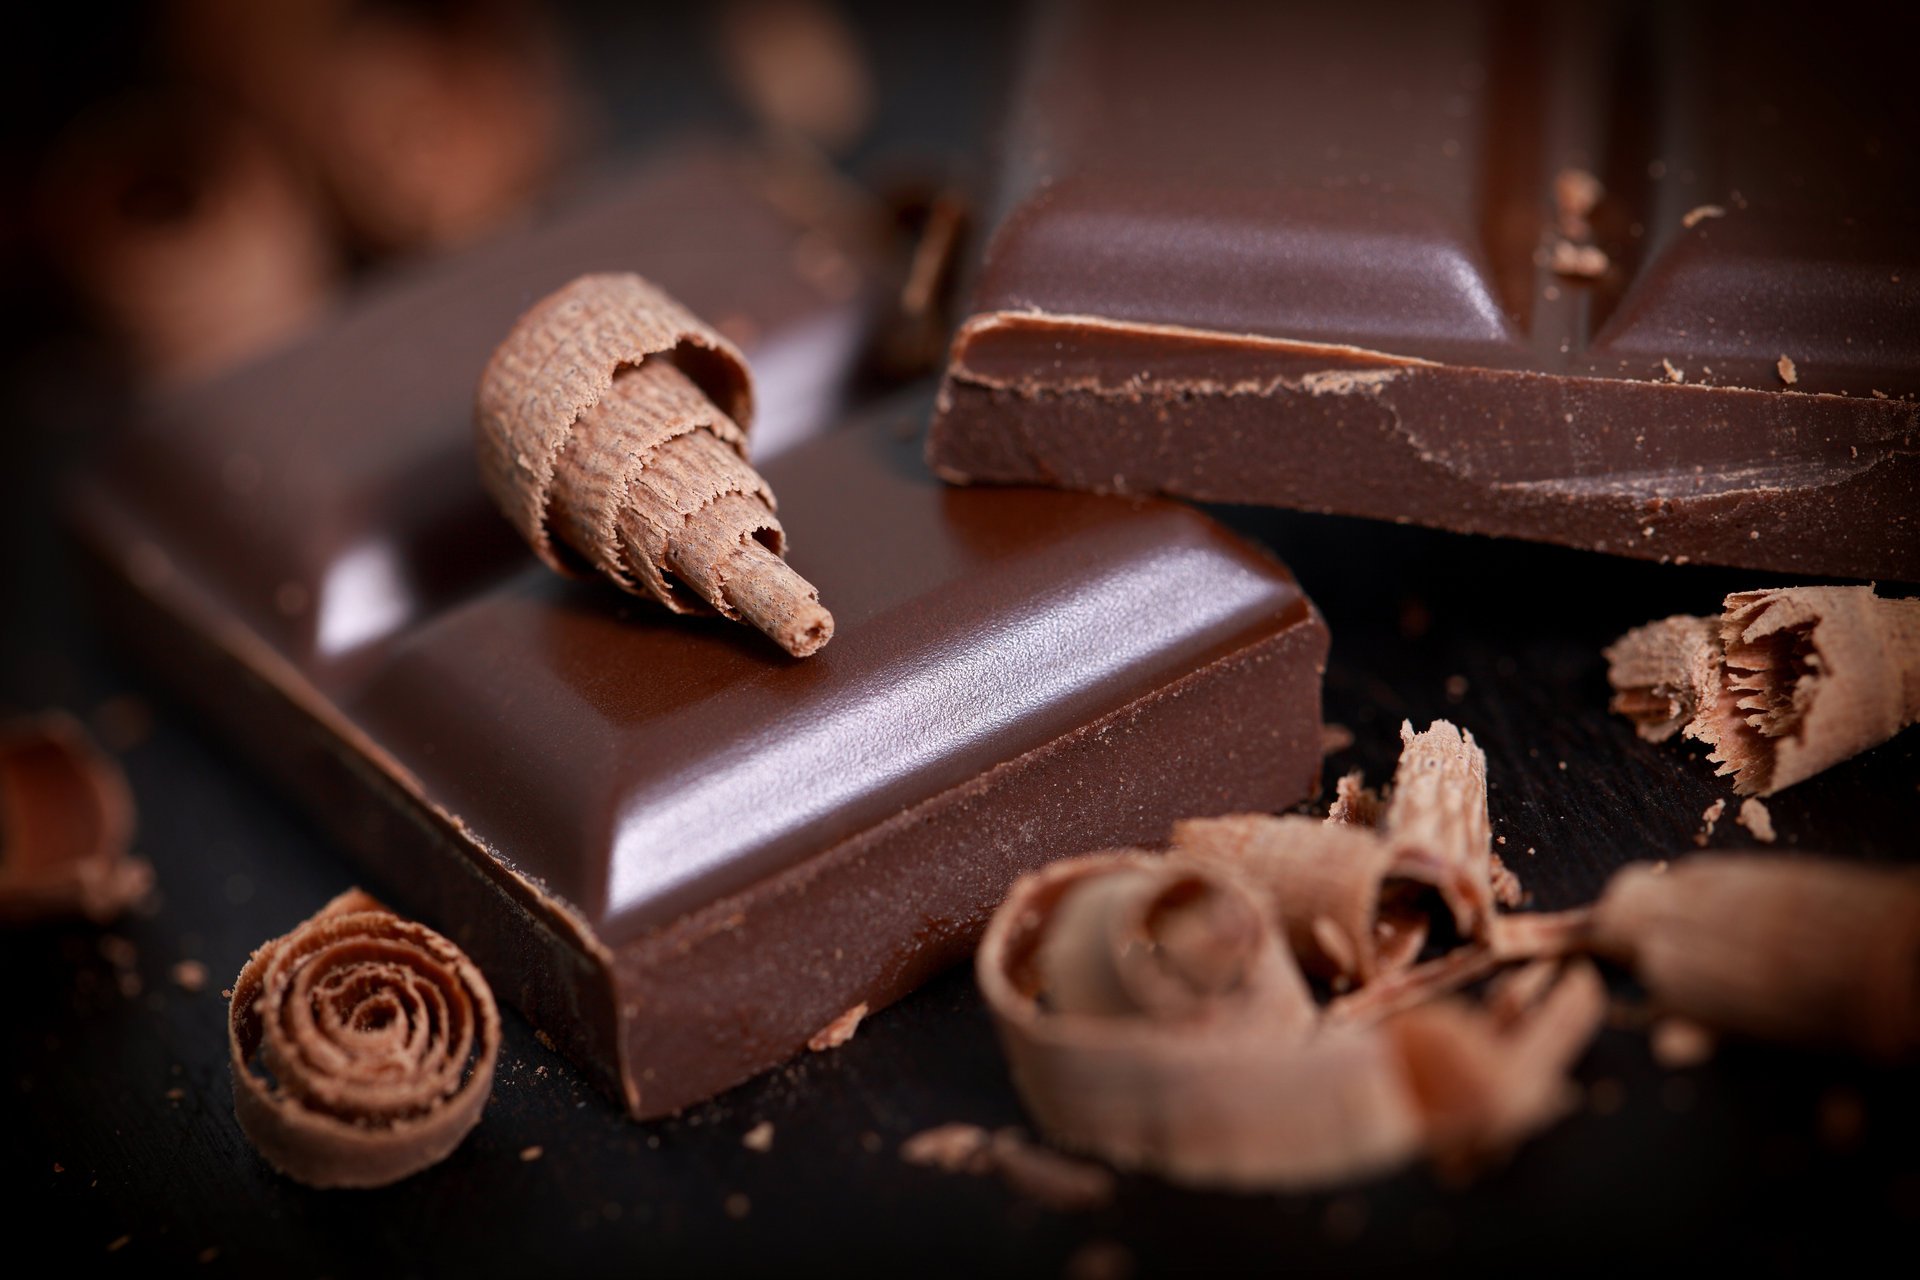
[
  {"left": 724, "top": 1192, "right": 752, "bottom": 1220},
  {"left": 1777, "top": 354, "right": 1798, "bottom": 385},
  {"left": 107, "top": 1236, "right": 130, "bottom": 1252},
  {"left": 1735, "top": 797, "right": 1776, "bottom": 843},
  {"left": 1681, "top": 204, "right": 1726, "bottom": 229},
  {"left": 1552, "top": 168, "right": 1603, "bottom": 239},
  {"left": 1320, "top": 723, "right": 1355, "bottom": 756},
  {"left": 519, "top": 1145, "right": 543, "bottom": 1162},
  {"left": 171, "top": 959, "right": 208, "bottom": 993},
  {"left": 807, "top": 1001, "right": 868, "bottom": 1051},
  {"left": 1488, "top": 854, "right": 1524, "bottom": 908},
  {"left": 1650, "top": 1017, "right": 1715, "bottom": 1068},
  {"left": 742, "top": 1120, "right": 774, "bottom": 1152},
  {"left": 534, "top": 1029, "right": 557, "bottom": 1052},
  {"left": 1444, "top": 674, "right": 1468, "bottom": 703},
  {"left": 1550, "top": 239, "right": 1608, "bottom": 279},
  {"left": 1661, "top": 358, "right": 1684, "bottom": 383},
  {"left": 900, "top": 1122, "right": 992, "bottom": 1173},
  {"left": 1697, "top": 798, "right": 1726, "bottom": 847},
  {"left": 1587, "top": 1078, "right": 1626, "bottom": 1115},
  {"left": 1065, "top": 1240, "right": 1135, "bottom": 1280}
]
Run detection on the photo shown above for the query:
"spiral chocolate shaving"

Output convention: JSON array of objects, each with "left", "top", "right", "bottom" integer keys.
[{"left": 228, "top": 889, "right": 500, "bottom": 1188}]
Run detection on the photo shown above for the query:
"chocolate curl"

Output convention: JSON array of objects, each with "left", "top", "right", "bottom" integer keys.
[
  {"left": 0, "top": 714, "right": 148, "bottom": 924},
  {"left": 1172, "top": 814, "right": 1426, "bottom": 983},
  {"left": 1603, "top": 614, "right": 1723, "bottom": 743},
  {"left": 1381, "top": 721, "right": 1496, "bottom": 940},
  {"left": 475, "top": 273, "right": 833, "bottom": 657},
  {"left": 228, "top": 889, "right": 501, "bottom": 1188},
  {"left": 979, "top": 855, "right": 1430, "bottom": 1189},
  {"left": 1704, "top": 588, "right": 1920, "bottom": 795},
  {"left": 1589, "top": 856, "right": 1920, "bottom": 1061}
]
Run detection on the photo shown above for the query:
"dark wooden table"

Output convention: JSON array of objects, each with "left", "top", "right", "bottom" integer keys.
[{"left": 3, "top": 3, "right": 1914, "bottom": 1274}]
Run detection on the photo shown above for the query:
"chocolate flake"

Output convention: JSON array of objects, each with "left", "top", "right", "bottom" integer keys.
[
  {"left": 1777, "top": 354, "right": 1798, "bottom": 385},
  {"left": 0, "top": 714, "right": 150, "bottom": 925},
  {"left": 228, "top": 889, "right": 501, "bottom": 1188},
  {"left": 1736, "top": 798, "right": 1776, "bottom": 843},
  {"left": 1682, "top": 204, "right": 1727, "bottom": 229},
  {"left": 806, "top": 1002, "right": 868, "bottom": 1051},
  {"left": 742, "top": 1120, "right": 775, "bottom": 1152}
]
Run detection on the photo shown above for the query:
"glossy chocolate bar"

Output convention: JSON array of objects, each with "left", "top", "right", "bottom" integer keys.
[
  {"left": 929, "top": 0, "right": 1920, "bottom": 581},
  {"left": 73, "top": 142, "right": 1328, "bottom": 1117}
]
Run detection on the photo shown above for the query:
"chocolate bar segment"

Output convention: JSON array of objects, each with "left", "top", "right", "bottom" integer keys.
[
  {"left": 929, "top": 0, "right": 1920, "bottom": 581},
  {"left": 89, "top": 141, "right": 876, "bottom": 688},
  {"left": 72, "top": 144, "right": 1328, "bottom": 1117}
]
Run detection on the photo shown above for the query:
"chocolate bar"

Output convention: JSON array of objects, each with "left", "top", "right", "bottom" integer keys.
[
  {"left": 928, "top": 0, "right": 1920, "bottom": 581},
  {"left": 72, "top": 143, "right": 1328, "bottom": 1117}
]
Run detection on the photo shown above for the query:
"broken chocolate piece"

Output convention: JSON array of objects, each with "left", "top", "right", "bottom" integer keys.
[
  {"left": 927, "top": 0, "right": 1920, "bottom": 581},
  {"left": 1589, "top": 855, "right": 1920, "bottom": 1061},
  {"left": 228, "top": 889, "right": 501, "bottom": 1188},
  {"left": 0, "top": 714, "right": 149, "bottom": 924}
]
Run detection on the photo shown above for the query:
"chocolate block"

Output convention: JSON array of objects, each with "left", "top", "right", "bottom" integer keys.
[
  {"left": 73, "top": 145, "right": 1327, "bottom": 1117},
  {"left": 928, "top": 0, "right": 1920, "bottom": 581}
]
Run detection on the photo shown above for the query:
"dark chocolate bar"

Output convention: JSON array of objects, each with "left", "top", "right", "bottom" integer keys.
[
  {"left": 72, "top": 142, "right": 1328, "bottom": 1117},
  {"left": 928, "top": 0, "right": 1920, "bottom": 581}
]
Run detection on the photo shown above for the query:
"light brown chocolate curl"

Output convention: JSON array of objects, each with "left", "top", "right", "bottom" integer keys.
[
  {"left": 228, "top": 889, "right": 501, "bottom": 1188},
  {"left": 1172, "top": 814, "right": 1424, "bottom": 983},
  {"left": 0, "top": 714, "right": 148, "bottom": 924},
  {"left": 475, "top": 273, "right": 832, "bottom": 657},
  {"left": 1381, "top": 721, "right": 1496, "bottom": 939},
  {"left": 1706, "top": 588, "right": 1920, "bottom": 794},
  {"left": 1606, "top": 587, "right": 1920, "bottom": 794},
  {"left": 979, "top": 855, "right": 1428, "bottom": 1190},
  {"left": 1589, "top": 856, "right": 1920, "bottom": 1060}
]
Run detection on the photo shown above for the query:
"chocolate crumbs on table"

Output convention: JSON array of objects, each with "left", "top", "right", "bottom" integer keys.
[
  {"left": 807, "top": 1002, "right": 868, "bottom": 1051},
  {"left": 227, "top": 889, "right": 500, "bottom": 1188}
]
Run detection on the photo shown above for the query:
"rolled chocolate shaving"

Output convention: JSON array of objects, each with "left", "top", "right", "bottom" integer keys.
[
  {"left": 1171, "top": 814, "right": 1423, "bottom": 983},
  {"left": 1605, "top": 587, "right": 1920, "bottom": 794},
  {"left": 228, "top": 889, "right": 500, "bottom": 1188},
  {"left": 475, "top": 273, "right": 832, "bottom": 656},
  {"left": 1603, "top": 614, "right": 1723, "bottom": 743},
  {"left": 1705, "top": 588, "right": 1920, "bottom": 795},
  {"left": 981, "top": 855, "right": 1431, "bottom": 1190},
  {"left": 0, "top": 714, "right": 148, "bottom": 924},
  {"left": 1588, "top": 856, "right": 1920, "bottom": 1061},
  {"left": 1381, "top": 721, "right": 1496, "bottom": 940}
]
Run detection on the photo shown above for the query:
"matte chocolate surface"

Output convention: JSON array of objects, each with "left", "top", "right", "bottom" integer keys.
[
  {"left": 72, "top": 143, "right": 1328, "bottom": 1117},
  {"left": 928, "top": 0, "right": 1920, "bottom": 581}
]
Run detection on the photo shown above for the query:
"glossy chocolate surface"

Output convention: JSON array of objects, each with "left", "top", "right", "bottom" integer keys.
[
  {"left": 72, "top": 142, "right": 1328, "bottom": 1115},
  {"left": 95, "top": 141, "right": 876, "bottom": 686},
  {"left": 930, "top": 0, "right": 1920, "bottom": 580}
]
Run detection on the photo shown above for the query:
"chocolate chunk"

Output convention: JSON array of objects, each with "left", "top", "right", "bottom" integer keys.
[
  {"left": 71, "top": 144, "right": 1328, "bottom": 1117},
  {"left": 927, "top": 0, "right": 1919, "bottom": 580}
]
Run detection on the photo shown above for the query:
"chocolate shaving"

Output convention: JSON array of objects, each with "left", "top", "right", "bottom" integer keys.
[
  {"left": 1589, "top": 856, "right": 1920, "bottom": 1060},
  {"left": 228, "top": 889, "right": 500, "bottom": 1187},
  {"left": 1326, "top": 770, "right": 1382, "bottom": 827},
  {"left": 900, "top": 1123, "right": 1117, "bottom": 1211},
  {"left": 1380, "top": 721, "right": 1496, "bottom": 941},
  {"left": 475, "top": 273, "right": 832, "bottom": 656},
  {"left": 1608, "top": 587, "right": 1920, "bottom": 794},
  {"left": 1736, "top": 798, "right": 1776, "bottom": 843},
  {"left": 1682, "top": 204, "right": 1727, "bottom": 229},
  {"left": 1172, "top": 814, "right": 1423, "bottom": 983},
  {"left": 0, "top": 714, "right": 149, "bottom": 924},
  {"left": 1776, "top": 354, "right": 1798, "bottom": 385},
  {"left": 807, "top": 1001, "right": 867, "bottom": 1050}
]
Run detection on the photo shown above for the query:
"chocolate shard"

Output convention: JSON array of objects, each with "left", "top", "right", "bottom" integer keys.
[
  {"left": 0, "top": 713, "right": 149, "bottom": 924},
  {"left": 927, "top": 0, "right": 1920, "bottom": 580}
]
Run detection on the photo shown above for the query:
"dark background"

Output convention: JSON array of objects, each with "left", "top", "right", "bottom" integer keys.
[{"left": 2, "top": 3, "right": 1915, "bottom": 1275}]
